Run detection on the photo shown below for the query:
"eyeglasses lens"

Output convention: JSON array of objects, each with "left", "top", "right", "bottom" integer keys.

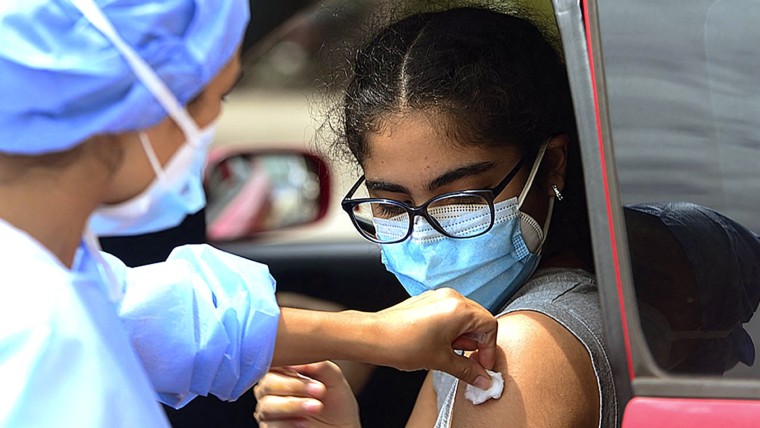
[
  {"left": 351, "top": 194, "right": 493, "bottom": 243},
  {"left": 351, "top": 202, "right": 410, "bottom": 242},
  {"left": 427, "top": 195, "right": 492, "bottom": 237}
]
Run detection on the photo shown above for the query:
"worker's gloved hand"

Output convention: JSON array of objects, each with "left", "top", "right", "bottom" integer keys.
[
  {"left": 370, "top": 288, "right": 498, "bottom": 389},
  {"left": 254, "top": 362, "right": 359, "bottom": 428}
]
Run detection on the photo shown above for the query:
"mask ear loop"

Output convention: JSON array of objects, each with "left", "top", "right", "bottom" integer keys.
[
  {"left": 517, "top": 139, "right": 552, "bottom": 253},
  {"left": 70, "top": 0, "right": 202, "bottom": 144},
  {"left": 138, "top": 132, "right": 166, "bottom": 181},
  {"left": 82, "top": 229, "right": 123, "bottom": 302},
  {"left": 535, "top": 197, "right": 555, "bottom": 254},
  {"left": 517, "top": 140, "right": 550, "bottom": 208}
]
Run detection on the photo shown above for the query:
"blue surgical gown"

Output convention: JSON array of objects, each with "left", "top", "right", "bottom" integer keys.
[{"left": 0, "top": 219, "right": 280, "bottom": 427}]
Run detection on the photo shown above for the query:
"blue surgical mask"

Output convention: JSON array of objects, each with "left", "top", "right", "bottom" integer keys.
[
  {"left": 378, "top": 146, "right": 553, "bottom": 313},
  {"left": 88, "top": 126, "right": 214, "bottom": 236}
]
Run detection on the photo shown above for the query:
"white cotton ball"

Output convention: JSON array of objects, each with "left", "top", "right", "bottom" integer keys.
[{"left": 464, "top": 370, "right": 504, "bottom": 405}]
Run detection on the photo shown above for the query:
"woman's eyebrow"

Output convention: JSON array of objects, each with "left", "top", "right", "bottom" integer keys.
[
  {"left": 365, "top": 162, "right": 496, "bottom": 194},
  {"left": 365, "top": 180, "right": 410, "bottom": 194},
  {"left": 427, "top": 161, "right": 495, "bottom": 191}
]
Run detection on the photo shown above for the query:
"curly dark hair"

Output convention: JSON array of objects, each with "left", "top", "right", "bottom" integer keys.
[{"left": 326, "top": 5, "right": 592, "bottom": 269}]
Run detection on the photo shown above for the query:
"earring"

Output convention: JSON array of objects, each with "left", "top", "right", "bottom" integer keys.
[{"left": 552, "top": 184, "right": 564, "bottom": 201}]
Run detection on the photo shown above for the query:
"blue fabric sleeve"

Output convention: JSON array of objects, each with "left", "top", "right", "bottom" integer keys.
[{"left": 104, "top": 244, "right": 280, "bottom": 408}]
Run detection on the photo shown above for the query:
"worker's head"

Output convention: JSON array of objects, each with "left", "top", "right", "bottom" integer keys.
[{"left": 0, "top": 0, "right": 249, "bottom": 234}]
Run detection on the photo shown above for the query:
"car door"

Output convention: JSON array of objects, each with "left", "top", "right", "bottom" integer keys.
[{"left": 554, "top": 0, "right": 760, "bottom": 425}]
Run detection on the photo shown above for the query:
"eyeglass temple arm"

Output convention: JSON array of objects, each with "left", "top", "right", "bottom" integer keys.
[
  {"left": 342, "top": 175, "right": 366, "bottom": 202},
  {"left": 492, "top": 156, "right": 527, "bottom": 196}
]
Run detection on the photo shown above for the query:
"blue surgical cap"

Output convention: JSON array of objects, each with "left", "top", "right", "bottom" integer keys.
[{"left": 0, "top": 0, "right": 249, "bottom": 155}]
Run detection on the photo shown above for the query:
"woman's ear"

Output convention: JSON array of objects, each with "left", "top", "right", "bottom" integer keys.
[{"left": 543, "top": 134, "right": 569, "bottom": 197}]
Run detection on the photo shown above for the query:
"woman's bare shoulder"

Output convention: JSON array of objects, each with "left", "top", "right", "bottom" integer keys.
[{"left": 450, "top": 310, "right": 600, "bottom": 427}]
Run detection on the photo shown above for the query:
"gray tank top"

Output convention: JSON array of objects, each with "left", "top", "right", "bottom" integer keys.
[{"left": 432, "top": 268, "right": 619, "bottom": 427}]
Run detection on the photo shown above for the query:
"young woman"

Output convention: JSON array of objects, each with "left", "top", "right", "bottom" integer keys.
[
  {"left": 254, "top": 6, "right": 618, "bottom": 427},
  {"left": 0, "top": 1, "right": 500, "bottom": 426}
]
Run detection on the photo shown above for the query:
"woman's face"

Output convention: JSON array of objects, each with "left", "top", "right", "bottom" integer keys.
[{"left": 360, "top": 111, "right": 552, "bottom": 226}]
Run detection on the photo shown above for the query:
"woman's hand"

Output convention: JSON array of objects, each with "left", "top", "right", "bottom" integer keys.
[
  {"left": 369, "top": 288, "right": 498, "bottom": 389},
  {"left": 254, "top": 362, "right": 360, "bottom": 428}
]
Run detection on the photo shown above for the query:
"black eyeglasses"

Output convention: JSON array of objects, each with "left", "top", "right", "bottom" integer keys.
[{"left": 341, "top": 156, "right": 525, "bottom": 243}]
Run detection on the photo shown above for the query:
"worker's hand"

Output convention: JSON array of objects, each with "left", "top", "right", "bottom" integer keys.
[
  {"left": 370, "top": 288, "right": 498, "bottom": 389},
  {"left": 254, "top": 362, "right": 360, "bottom": 428},
  {"left": 271, "top": 289, "right": 497, "bottom": 389}
]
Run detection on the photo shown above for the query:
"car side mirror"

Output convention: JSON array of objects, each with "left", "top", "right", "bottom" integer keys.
[{"left": 204, "top": 149, "right": 331, "bottom": 241}]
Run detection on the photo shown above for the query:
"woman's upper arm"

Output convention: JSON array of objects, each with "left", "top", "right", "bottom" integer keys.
[
  {"left": 451, "top": 311, "right": 600, "bottom": 428},
  {"left": 406, "top": 371, "right": 439, "bottom": 427}
]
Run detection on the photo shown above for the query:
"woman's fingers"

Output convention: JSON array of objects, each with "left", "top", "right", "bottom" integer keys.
[
  {"left": 254, "top": 362, "right": 360, "bottom": 428},
  {"left": 255, "top": 394, "right": 323, "bottom": 421},
  {"left": 437, "top": 349, "right": 495, "bottom": 390},
  {"left": 254, "top": 371, "right": 325, "bottom": 427},
  {"left": 289, "top": 362, "right": 348, "bottom": 389},
  {"left": 438, "top": 295, "right": 498, "bottom": 388},
  {"left": 254, "top": 368, "right": 326, "bottom": 401},
  {"left": 461, "top": 314, "right": 499, "bottom": 372}
]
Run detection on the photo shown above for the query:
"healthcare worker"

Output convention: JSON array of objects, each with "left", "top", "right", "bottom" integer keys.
[{"left": 0, "top": 1, "right": 499, "bottom": 427}]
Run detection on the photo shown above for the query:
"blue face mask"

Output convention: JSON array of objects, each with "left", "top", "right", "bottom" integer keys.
[
  {"left": 378, "top": 148, "right": 553, "bottom": 313},
  {"left": 88, "top": 127, "right": 213, "bottom": 236}
]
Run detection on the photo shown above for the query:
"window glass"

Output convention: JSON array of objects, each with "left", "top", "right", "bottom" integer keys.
[{"left": 598, "top": 0, "right": 760, "bottom": 378}]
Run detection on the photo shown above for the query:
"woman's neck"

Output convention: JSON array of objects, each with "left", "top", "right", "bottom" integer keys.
[{"left": 0, "top": 148, "right": 113, "bottom": 268}]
